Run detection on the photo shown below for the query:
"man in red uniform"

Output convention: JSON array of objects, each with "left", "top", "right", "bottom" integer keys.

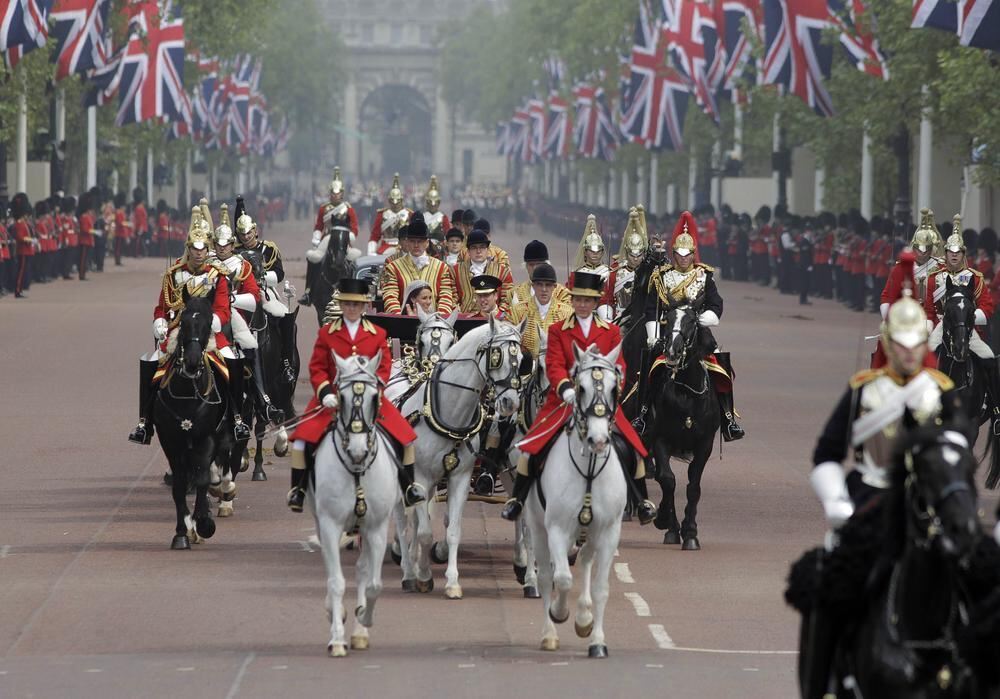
[
  {"left": 287, "top": 278, "right": 427, "bottom": 512},
  {"left": 78, "top": 193, "right": 95, "bottom": 280},
  {"left": 367, "top": 173, "right": 411, "bottom": 256},
  {"left": 11, "top": 193, "right": 35, "bottom": 299},
  {"left": 300, "top": 167, "right": 360, "bottom": 306},
  {"left": 501, "top": 271, "right": 655, "bottom": 523},
  {"left": 423, "top": 175, "right": 450, "bottom": 255},
  {"left": 132, "top": 187, "right": 148, "bottom": 258}
]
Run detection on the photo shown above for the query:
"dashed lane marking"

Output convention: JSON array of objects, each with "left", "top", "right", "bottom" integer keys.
[
  {"left": 613, "top": 562, "right": 634, "bottom": 584},
  {"left": 550, "top": 662, "right": 569, "bottom": 666},
  {"left": 363, "top": 665, "right": 381, "bottom": 670},
  {"left": 84, "top": 669, "right": 102, "bottom": 673},
  {"left": 0, "top": 545, "right": 10, "bottom": 558},
  {"left": 271, "top": 665, "right": 288, "bottom": 670},
  {"left": 624, "top": 592, "right": 651, "bottom": 617},
  {"left": 645, "top": 664, "right": 664, "bottom": 669},
  {"left": 224, "top": 652, "right": 255, "bottom": 699},
  {"left": 458, "top": 664, "right": 476, "bottom": 669},
  {"left": 176, "top": 667, "right": 195, "bottom": 672},
  {"left": 648, "top": 624, "right": 676, "bottom": 649},
  {"left": 743, "top": 668, "right": 760, "bottom": 672}
]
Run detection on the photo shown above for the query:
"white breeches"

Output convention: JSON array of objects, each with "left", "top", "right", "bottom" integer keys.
[
  {"left": 231, "top": 310, "right": 258, "bottom": 349},
  {"left": 928, "top": 322, "right": 995, "bottom": 359},
  {"left": 261, "top": 287, "right": 289, "bottom": 318}
]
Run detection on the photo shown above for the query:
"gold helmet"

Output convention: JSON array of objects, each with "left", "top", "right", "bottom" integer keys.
[
  {"left": 618, "top": 207, "right": 648, "bottom": 261},
  {"left": 911, "top": 208, "right": 940, "bottom": 254},
  {"left": 186, "top": 207, "right": 211, "bottom": 251},
  {"left": 944, "top": 214, "right": 965, "bottom": 253},
  {"left": 329, "top": 167, "right": 344, "bottom": 196},
  {"left": 882, "top": 296, "right": 928, "bottom": 350},
  {"left": 236, "top": 212, "right": 256, "bottom": 239},
  {"left": 199, "top": 197, "right": 214, "bottom": 233},
  {"left": 425, "top": 175, "right": 441, "bottom": 208},
  {"left": 671, "top": 211, "right": 699, "bottom": 257},
  {"left": 574, "top": 214, "right": 605, "bottom": 268},
  {"left": 388, "top": 173, "right": 403, "bottom": 206},
  {"left": 214, "top": 203, "right": 235, "bottom": 247}
]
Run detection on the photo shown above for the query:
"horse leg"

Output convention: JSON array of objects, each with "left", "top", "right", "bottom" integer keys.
[
  {"left": 318, "top": 515, "right": 348, "bottom": 657},
  {"left": 169, "top": 460, "right": 191, "bottom": 550},
  {"left": 191, "top": 452, "right": 216, "bottom": 541},
  {"left": 528, "top": 505, "right": 559, "bottom": 651},
  {"left": 653, "top": 441, "right": 681, "bottom": 544},
  {"left": 443, "top": 470, "right": 471, "bottom": 599},
  {"left": 413, "top": 499, "right": 435, "bottom": 593},
  {"left": 586, "top": 523, "right": 620, "bottom": 658},
  {"left": 392, "top": 501, "right": 417, "bottom": 591},
  {"left": 352, "top": 516, "right": 390, "bottom": 650},
  {"left": 251, "top": 426, "right": 267, "bottom": 481},
  {"left": 548, "top": 523, "right": 574, "bottom": 627},
  {"left": 680, "top": 447, "right": 711, "bottom": 550},
  {"left": 574, "top": 541, "right": 596, "bottom": 640},
  {"left": 517, "top": 519, "right": 540, "bottom": 598}
]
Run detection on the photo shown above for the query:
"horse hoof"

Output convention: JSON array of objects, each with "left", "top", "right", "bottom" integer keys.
[
  {"left": 663, "top": 531, "right": 681, "bottom": 545},
  {"left": 588, "top": 644, "right": 609, "bottom": 659},
  {"left": 162, "top": 471, "right": 173, "bottom": 486},
  {"left": 170, "top": 535, "right": 190, "bottom": 550},
  {"left": 444, "top": 584, "right": 463, "bottom": 600},
  {"left": 350, "top": 635, "right": 369, "bottom": 650},
  {"left": 251, "top": 469, "right": 267, "bottom": 482},
  {"left": 328, "top": 643, "right": 347, "bottom": 658},
  {"left": 513, "top": 563, "right": 527, "bottom": 585},
  {"left": 401, "top": 579, "right": 417, "bottom": 593},
  {"left": 540, "top": 637, "right": 559, "bottom": 651},
  {"left": 549, "top": 607, "right": 570, "bottom": 625},
  {"left": 575, "top": 619, "right": 594, "bottom": 638},
  {"left": 239, "top": 454, "right": 249, "bottom": 473},
  {"left": 208, "top": 483, "right": 223, "bottom": 498},
  {"left": 415, "top": 578, "right": 434, "bottom": 594},
  {"left": 430, "top": 541, "right": 448, "bottom": 564},
  {"left": 682, "top": 536, "right": 701, "bottom": 551},
  {"left": 195, "top": 517, "right": 216, "bottom": 540},
  {"left": 523, "top": 586, "right": 540, "bottom": 599},
  {"left": 217, "top": 502, "right": 234, "bottom": 518}
]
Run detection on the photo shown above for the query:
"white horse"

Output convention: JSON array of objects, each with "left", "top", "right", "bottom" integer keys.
[
  {"left": 313, "top": 353, "right": 398, "bottom": 657},
  {"left": 384, "top": 306, "right": 458, "bottom": 404},
  {"left": 525, "top": 344, "right": 626, "bottom": 658},
  {"left": 397, "top": 317, "right": 524, "bottom": 598}
]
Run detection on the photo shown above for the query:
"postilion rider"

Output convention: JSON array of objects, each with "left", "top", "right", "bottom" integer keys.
[
  {"left": 286, "top": 278, "right": 428, "bottom": 512},
  {"left": 500, "top": 271, "right": 657, "bottom": 524}
]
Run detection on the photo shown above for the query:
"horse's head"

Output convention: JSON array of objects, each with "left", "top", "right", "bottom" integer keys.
[
  {"left": 333, "top": 353, "right": 381, "bottom": 465},
  {"left": 416, "top": 306, "right": 458, "bottom": 363},
  {"left": 326, "top": 226, "right": 351, "bottom": 266},
  {"left": 942, "top": 278, "right": 975, "bottom": 362},
  {"left": 177, "top": 293, "right": 213, "bottom": 377},
  {"left": 534, "top": 330, "right": 550, "bottom": 394},
  {"left": 479, "top": 317, "right": 524, "bottom": 419},
  {"left": 241, "top": 248, "right": 265, "bottom": 281},
  {"left": 894, "top": 409, "right": 980, "bottom": 561},
  {"left": 571, "top": 343, "right": 622, "bottom": 454},
  {"left": 661, "top": 294, "right": 703, "bottom": 368}
]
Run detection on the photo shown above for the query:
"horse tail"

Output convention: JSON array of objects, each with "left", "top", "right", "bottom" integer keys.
[{"left": 985, "top": 430, "right": 1000, "bottom": 490}]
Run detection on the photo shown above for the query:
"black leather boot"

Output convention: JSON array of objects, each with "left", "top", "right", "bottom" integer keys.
[
  {"left": 298, "top": 263, "right": 316, "bottom": 306},
  {"left": 225, "top": 357, "right": 252, "bottom": 441},
  {"left": 980, "top": 358, "right": 1000, "bottom": 436},
  {"left": 287, "top": 465, "right": 308, "bottom": 512},
  {"left": 715, "top": 352, "right": 745, "bottom": 442},
  {"left": 501, "top": 471, "right": 535, "bottom": 521},
  {"left": 632, "top": 474, "right": 657, "bottom": 525},
  {"left": 245, "top": 348, "right": 284, "bottom": 424},
  {"left": 397, "top": 463, "right": 427, "bottom": 506},
  {"left": 127, "top": 359, "right": 159, "bottom": 444},
  {"left": 800, "top": 604, "right": 840, "bottom": 699}
]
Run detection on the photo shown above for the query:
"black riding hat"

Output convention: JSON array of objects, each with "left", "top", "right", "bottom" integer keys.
[
  {"left": 570, "top": 271, "right": 604, "bottom": 298},
  {"left": 467, "top": 230, "right": 490, "bottom": 248},
  {"left": 445, "top": 227, "right": 465, "bottom": 241},
  {"left": 405, "top": 211, "right": 428, "bottom": 240},
  {"left": 530, "top": 263, "right": 557, "bottom": 284},
  {"left": 524, "top": 240, "right": 548, "bottom": 262}
]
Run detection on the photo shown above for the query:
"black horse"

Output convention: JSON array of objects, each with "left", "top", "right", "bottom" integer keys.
[
  {"left": 153, "top": 295, "right": 233, "bottom": 550},
  {"left": 618, "top": 249, "right": 665, "bottom": 408},
  {"left": 311, "top": 225, "right": 354, "bottom": 326},
  {"left": 793, "top": 413, "right": 1000, "bottom": 698}
]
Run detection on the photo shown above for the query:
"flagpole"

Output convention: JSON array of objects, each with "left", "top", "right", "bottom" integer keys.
[
  {"left": 648, "top": 153, "right": 658, "bottom": 216},
  {"left": 861, "top": 125, "right": 874, "bottom": 220},
  {"left": 16, "top": 77, "right": 27, "bottom": 193},
  {"left": 86, "top": 107, "right": 97, "bottom": 189}
]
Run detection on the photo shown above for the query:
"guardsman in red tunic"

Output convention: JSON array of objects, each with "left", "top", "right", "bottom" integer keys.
[
  {"left": 286, "top": 278, "right": 427, "bottom": 512},
  {"left": 368, "top": 173, "right": 411, "bottom": 256},
  {"left": 78, "top": 193, "right": 96, "bottom": 281},
  {"left": 501, "top": 271, "right": 655, "bottom": 523},
  {"left": 113, "top": 191, "right": 127, "bottom": 266},
  {"left": 11, "top": 193, "right": 35, "bottom": 298},
  {"left": 300, "top": 167, "right": 361, "bottom": 306},
  {"left": 132, "top": 187, "right": 148, "bottom": 258}
]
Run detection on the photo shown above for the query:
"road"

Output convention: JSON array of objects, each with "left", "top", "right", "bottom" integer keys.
[{"left": 2, "top": 210, "right": 995, "bottom": 698}]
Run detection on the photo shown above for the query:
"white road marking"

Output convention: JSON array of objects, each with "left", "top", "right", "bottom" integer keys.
[
  {"left": 0, "top": 670, "right": 7, "bottom": 675},
  {"left": 458, "top": 663, "right": 476, "bottom": 669},
  {"left": 297, "top": 540, "right": 312, "bottom": 552},
  {"left": 743, "top": 668, "right": 760, "bottom": 672},
  {"left": 224, "top": 652, "right": 255, "bottom": 699},
  {"left": 550, "top": 662, "right": 569, "bottom": 666},
  {"left": 271, "top": 665, "right": 288, "bottom": 670},
  {"left": 85, "top": 669, "right": 102, "bottom": 673},
  {"left": 645, "top": 664, "right": 664, "bottom": 669},
  {"left": 0, "top": 545, "right": 11, "bottom": 558},
  {"left": 614, "top": 562, "right": 634, "bottom": 583},
  {"left": 363, "top": 665, "right": 381, "bottom": 670},
  {"left": 648, "top": 624, "right": 676, "bottom": 649},
  {"left": 624, "top": 592, "right": 651, "bottom": 617},
  {"left": 176, "top": 667, "right": 195, "bottom": 672}
]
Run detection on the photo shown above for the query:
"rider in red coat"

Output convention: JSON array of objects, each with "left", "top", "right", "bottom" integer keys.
[
  {"left": 287, "top": 277, "right": 427, "bottom": 512},
  {"left": 501, "top": 271, "right": 656, "bottom": 524}
]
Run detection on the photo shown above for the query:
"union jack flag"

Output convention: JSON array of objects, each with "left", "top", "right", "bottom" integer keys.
[
  {"left": 621, "top": 0, "right": 688, "bottom": 151},
  {"left": 959, "top": 0, "right": 1000, "bottom": 49},
  {"left": 190, "top": 55, "right": 220, "bottom": 142},
  {"left": 82, "top": 42, "right": 122, "bottom": 106},
  {"left": 273, "top": 114, "right": 290, "bottom": 153},
  {"left": 663, "top": 0, "right": 723, "bottom": 124},
  {"left": 527, "top": 93, "right": 546, "bottom": 162},
  {"left": 495, "top": 121, "right": 511, "bottom": 156},
  {"left": 50, "top": 0, "right": 110, "bottom": 80},
  {"left": 221, "top": 55, "right": 253, "bottom": 152},
  {"left": 911, "top": 0, "right": 959, "bottom": 31},
  {"left": 832, "top": 0, "right": 889, "bottom": 80},
  {"left": 544, "top": 92, "right": 572, "bottom": 159},
  {"left": 573, "top": 80, "right": 618, "bottom": 161},
  {"left": 762, "top": 0, "right": 836, "bottom": 117},
  {"left": 2, "top": 0, "right": 51, "bottom": 67},
  {"left": 715, "top": 0, "right": 762, "bottom": 90}
]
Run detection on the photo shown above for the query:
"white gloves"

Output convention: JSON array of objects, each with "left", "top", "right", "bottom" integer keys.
[
  {"left": 367, "top": 241, "right": 378, "bottom": 256},
  {"left": 879, "top": 302, "right": 890, "bottom": 320},
  {"left": 211, "top": 314, "right": 222, "bottom": 333},
  {"left": 975, "top": 308, "right": 988, "bottom": 326},
  {"left": 596, "top": 304, "right": 613, "bottom": 322},
  {"left": 645, "top": 320, "right": 658, "bottom": 348},
  {"left": 233, "top": 293, "right": 257, "bottom": 312},
  {"left": 152, "top": 318, "right": 168, "bottom": 342},
  {"left": 810, "top": 462, "right": 854, "bottom": 529},
  {"left": 264, "top": 271, "right": 278, "bottom": 288},
  {"left": 698, "top": 310, "right": 720, "bottom": 327},
  {"left": 322, "top": 393, "right": 339, "bottom": 410},
  {"left": 311, "top": 230, "right": 323, "bottom": 246},
  {"left": 561, "top": 387, "right": 576, "bottom": 404}
]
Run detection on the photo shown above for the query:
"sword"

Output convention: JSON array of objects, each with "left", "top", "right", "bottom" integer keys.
[{"left": 259, "top": 404, "right": 326, "bottom": 440}]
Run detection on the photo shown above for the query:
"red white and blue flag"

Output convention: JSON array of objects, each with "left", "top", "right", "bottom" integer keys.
[
  {"left": 911, "top": 0, "right": 960, "bottom": 31},
  {"left": 959, "top": 0, "right": 1000, "bottom": 49},
  {"left": 762, "top": 0, "right": 836, "bottom": 116},
  {"left": 662, "top": 0, "right": 723, "bottom": 124},
  {"left": 2, "top": 0, "right": 52, "bottom": 68},
  {"left": 832, "top": 0, "right": 889, "bottom": 80},
  {"left": 544, "top": 92, "right": 572, "bottom": 159},
  {"left": 573, "top": 80, "right": 618, "bottom": 161},
  {"left": 715, "top": 0, "right": 762, "bottom": 91},
  {"left": 50, "top": 0, "right": 110, "bottom": 80}
]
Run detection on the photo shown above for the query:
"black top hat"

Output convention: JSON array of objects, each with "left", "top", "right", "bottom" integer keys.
[
  {"left": 530, "top": 263, "right": 557, "bottom": 284},
  {"left": 461, "top": 209, "right": 477, "bottom": 225},
  {"left": 445, "top": 227, "right": 465, "bottom": 241},
  {"left": 474, "top": 218, "right": 491, "bottom": 234},
  {"left": 467, "top": 230, "right": 490, "bottom": 248},
  {"left": 336, "top": 277, "right": 371, "bottom": 302},
  {"left": 405, "top": 211, "right": 428, "bottom": 239},
  {"left": 471, "top": 274, "right": 501, "bottom": 294},
  {"left": 524, "top": 240, "right": 549, "bottom": 262},
  {"left": 570, "top": 271, "right": 604, "bottom": 298}
]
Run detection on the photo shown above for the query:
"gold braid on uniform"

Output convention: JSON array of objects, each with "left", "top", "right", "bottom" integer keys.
[{"left": 261, "top": 241, "right": 280, "bottom": 271}]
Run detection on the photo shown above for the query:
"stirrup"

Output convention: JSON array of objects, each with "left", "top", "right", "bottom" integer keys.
[
  {"left": 287, "top": 486, "right": 305, "bottom": 512},
  {"left": 297, "top": 292, "right": 311, "bottom": 307},
  {"left": 233, "top": 417, "right": 251, "bottom": 441},
  {"left": 128, "top": 419, "right": 152, "bottom": 445},
  {"left": 722, "top": 413, "right": 745, "bottom": 442},
  {"left": 475, "top": 472, "right": 495, "bottom": 496},
  {"left": 501, "top": 498, "right": 523, "bottom": 521},
  {"left": 637, "top": 500, "right": 658, "bottom": 526},
  {"left": 263, "top": 399, "right": 284, "bottom": 424}
]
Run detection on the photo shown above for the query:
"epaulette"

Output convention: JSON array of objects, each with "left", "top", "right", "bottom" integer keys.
[
  {"left": 594, "top": 315, "right": 610, "bottom": 329},
  {"left": 848, "top": 368, "right": 883, "bottom": 390},
  {"left": 561, "top": 316, "right": 576, "bottom": 330},
  {"left": 327, "top": 317, "right": 343, "bottom": 334},
  {"left": 923, "top": 368, "right": 955, "bottom": 391},
  {"left": 696, "top": 262, "right": 715, "bottom": 273},
  {"left": 206, "top": 259, "right": 228, "bottom": 276},
  {"left": 969, "top": 267, "right": 984, "bottom": 279},
  {"left": 362, "top": 318, "right": 378, "bottom": 335}
]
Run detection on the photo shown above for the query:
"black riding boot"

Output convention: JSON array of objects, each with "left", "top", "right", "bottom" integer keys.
[
  {"left": 800, "top": 605, "right": 840, "bottom": 699},
  {"left": 980, "top": 358, "right": 1000, "bottom": 435},
  {"left": 630, "top": 470, "right": 657, "bottom": 525},
  {"left": 127, "top": 359, "right": 159, "bottom": 444},
  {"left": 225, "top": 357, "right": 252, "bottom": 441},
  {"left": 287, "top": 446, "right": 312, "bottom": 512},
  {"left": 501, "top": 464, "right": 536, "bottom": 521},
  {"left": 715, "top": 352, "right": 745, "bottom": 442},
  {"left": 298, "top": 262, "right": 316, "bottom": 306},
  {"left": 397, "top": 462, "right": 427, "bottom": 507},
  {"left": 244, "top": 348, "right": 284, "bottom": 424}
]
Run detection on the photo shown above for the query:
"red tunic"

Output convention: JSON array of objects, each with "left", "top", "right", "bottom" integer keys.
[
  {"left": 313, "top": 203, "right": 359, "bottom": 237},
  {"left": 925, "top": 268, "right": 993, "bottom": 326},
  {"left": 79, "top": 212, "right": 95, "bottom": 248},
  {"left": 132, "top": 203, "right": 148, "bottom": 237},
  {"left": 291, "top": 318, "right": 417, "bottom": 446},
  {"left": 13, "top": 220, "right": 33, "bottom": 256},
  {"left": 0, "top": 223, "right": 9, "bottom": 261},
  {"left": 518, "top": 315, "right": 647, "bottom": 457},
  {"left": 369, "top": 208, "right": 412, "bottom": 254},
  {"left": 153, "top": 263, "right": 232, "bottom": 351}
]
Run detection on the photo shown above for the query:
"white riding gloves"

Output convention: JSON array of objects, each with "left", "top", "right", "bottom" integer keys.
[
  {"left": 311, "top": 230, "right": 323, "bottom": 246},
  {"left": 367, "top": 240, "right": 378, "bottom": 255},
  {"left": 810, "top": 462, "right": 854, "bottom": 529},
  {"left": 233, "top": 293, "right": 257, "bottom": 312},
  {"left": 561, "top": 387, "right": 576, "bottom": 404},
  {"left": 322, "top": 393, "right": 339, "bottom": 410},
  {"left": 264, "top": 271, "right": 278, "bottom": 288},
  {"left": 698, "top": 310, "right": 720, "bottom": 327},
  {"left": 645, "top": 320, "right": 658, "bottom": 348},
  {"left": 975, "top": 308, "right": 988, "bottom": 326},
  {"left": 152, "top": 317, "right": 168, "bottom": 342},
  {"left": 211, "top": 314, "right": 222, "bottom": 333}
]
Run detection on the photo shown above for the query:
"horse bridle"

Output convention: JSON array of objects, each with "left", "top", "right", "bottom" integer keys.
[
  {"left": 319, "top": 227, "right": 352, "bottom": 288},
  {"left": 333, "top": 374, "right": 380, "bottom": 469},
  {"left": 417, "top": 317, "right": 456, "bottom": 363},
  {"left": 903, "top": 436, "right": 974, "bottom": 549}
]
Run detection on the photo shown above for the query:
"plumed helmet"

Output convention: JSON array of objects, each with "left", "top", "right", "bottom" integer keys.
[
  {"left": 619, "top": 207, "right": 648, "bottom": 260},
  {"left": 944, "top": 214, "right": 965, "bottom": 253},
  {"left": 912, "top": 208, "right": 943, "bottom": 254},
  {"left": 582, "top": 215, "right": 604, "bottom": 251},
  {"left": 329, "top": 166, "right": 344, "bottom": 196},
  {"left": 387, "top": 173, "right": 403, "bottom": 206},
  {"left": 214, "top": 203, "right": 236, "bottom": 247},
  {"left": 186, "top": 207, "right": 211, "bottom": 250},
  {"left": 425, "top": 175, "right": 440, "bottom": 207},
  {"left": 671, "top": 211, "right": 699, "bottom": 257},
  {"left": 199, "top": 197, "right": 213, "bottom": 232},
  {"left": 236, "top": 212, "right": 256, "bottom": 239},
  {"left": 881, "top": 249, "right": 927, "bottom": 350},
  {"left": 233, "top": 195, "right": 247, "bottom": 223}
]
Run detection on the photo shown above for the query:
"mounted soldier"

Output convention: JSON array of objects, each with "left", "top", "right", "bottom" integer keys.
[
  {"left": 368, "top": 173, "right": 411, "bottom": 256},
  {"left": 300, "top": 167, "right": 359, "bottom": 307},
  {"left": 599, "top": 206, "right": 648, "bottom": 322},
  {"left": 381, "top": 212, "right": 457, "bottom": 314},
  {"left": 127, "top": 207, "right": 250, "bottom": 446},
  {"left": 567, "top": 214, "right": 611, "bottom": 294},
  {"left": 643, "top": 211, "right": 745, "bottom": 442},
  {"left": 422, "top": 175, "right": 450, "bottom": 256}
]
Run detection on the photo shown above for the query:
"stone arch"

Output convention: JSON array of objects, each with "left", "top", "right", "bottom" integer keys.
[{"left": 357, "top": 83, "right": 434, "bottom": 180}]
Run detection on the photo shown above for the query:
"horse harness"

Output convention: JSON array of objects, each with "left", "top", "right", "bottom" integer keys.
[
  {"left": 330, "top": 373, "right": 391, "bottom": 520},
  {"left": 155, "top": 334, "right": 226, "bottom": 448}
]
